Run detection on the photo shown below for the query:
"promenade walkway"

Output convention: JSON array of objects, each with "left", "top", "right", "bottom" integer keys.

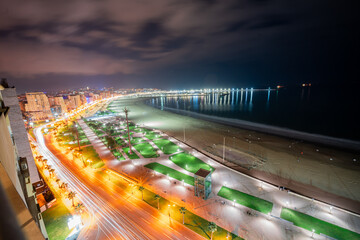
[{"left": 79, "top": 116, "right": 360, "bottom": 240}]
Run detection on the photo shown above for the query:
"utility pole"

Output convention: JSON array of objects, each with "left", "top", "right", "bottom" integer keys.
[
  {"left": 124, "top": 107, "right": 132, "bottom": 154},
  {"left": 223, "top": 137, "right": 226, "bottom": 162}
]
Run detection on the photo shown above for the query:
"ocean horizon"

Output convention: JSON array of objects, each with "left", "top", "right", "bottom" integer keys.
[{"left": 145, "top": 86, "right": 360, "bottom": 142}]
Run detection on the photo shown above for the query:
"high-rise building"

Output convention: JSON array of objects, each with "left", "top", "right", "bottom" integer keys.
[
  {"left": 100, "top": 91, "right": 111, "bottom": 99},
  {"left": 80, "top": 94, "right": 87, "bottom": 105},
  {"left": 48, "top": 96, "right": 67, "bottom": 116},
  {"left": 67, "top": 95, "right": 81, "bottom": 110},
  {"left": 25, "top": 92, "right": 53, "bottom": 121},
  {"left": 0, "top": 82, "right": 48, "bottom": 239}
]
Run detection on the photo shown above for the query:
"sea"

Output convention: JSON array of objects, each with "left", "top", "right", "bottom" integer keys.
[{"left": 145, "top": 86, "right": 360, "bottom": 141}]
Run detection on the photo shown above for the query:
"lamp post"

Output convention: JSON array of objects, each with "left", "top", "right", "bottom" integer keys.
[
  {"left": 123, "top": 107, "right": 132, "bottom": 154},
  {"left": 168, "top": 204, "right": 171, "bottom": 220},
  {"left": 311, "top": 229, "right": 315, "bottom": 238},
  {"left": 183, "top": 126, "right": 186, "bottom": 142},
  {"left": 87, "top": 159, "right": 92, "bottom": 168},
  {"left": 223, "top": 137, "right": 226, "bottom": 162}
]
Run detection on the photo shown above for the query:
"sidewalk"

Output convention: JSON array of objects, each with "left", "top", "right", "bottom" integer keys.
[{"left": 80, "top": 116, "right": 360, "bottom": 240}]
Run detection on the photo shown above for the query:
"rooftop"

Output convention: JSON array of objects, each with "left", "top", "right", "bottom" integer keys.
[{"left": 195, "top": 168, "right": 211, "bottom": 178}]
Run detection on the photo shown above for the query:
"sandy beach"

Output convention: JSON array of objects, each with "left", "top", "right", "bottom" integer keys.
[{"left": 109, "top": 97, "right": 360, "bottom": 213}]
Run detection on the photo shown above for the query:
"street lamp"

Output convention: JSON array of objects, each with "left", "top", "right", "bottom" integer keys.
[
  {"left": 233, "top": 199, "right": 236, "bottom": 207},
  {"left": 311, "top": 229, "right": 315, "bottom": 238},
  {"left": 168, "top": 204, "right": 171, "bottom": 219}
]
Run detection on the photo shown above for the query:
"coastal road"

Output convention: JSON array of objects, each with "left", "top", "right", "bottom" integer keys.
[{"left": 34, "top": 126, "right": 205, "bottom": 240}]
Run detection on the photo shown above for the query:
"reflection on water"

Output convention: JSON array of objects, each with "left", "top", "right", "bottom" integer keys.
[
  {"left": 155, "top": 89, "right": 261, "bottom": 114},
  {"left": 145, "top": 87, "right": 360, "bottom": 141}
]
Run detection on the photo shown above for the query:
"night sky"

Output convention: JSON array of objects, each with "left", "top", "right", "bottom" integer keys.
[{"left": 0, "top": 0, "right": 358, "bottom": 93}]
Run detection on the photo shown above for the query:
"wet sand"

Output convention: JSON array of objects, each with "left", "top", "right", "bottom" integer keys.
[{"left": 109, "top": 98, "right": 360, "bottom": 213}]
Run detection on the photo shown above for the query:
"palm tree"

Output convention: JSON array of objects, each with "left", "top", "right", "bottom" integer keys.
[
  {"left": 154, "top": 194, "right": 160, "bottom": 210},
  {"left": 49, "top": 168, "right": 55, "bottom": 178},
  {"left": 67, "top": 191, "right": 76, "bottom": 207},
  {"left": 75, "top": 203, "right": 85, "bottom": 225},
  {"left": 71, "top": 126, "right": 81, "bottom": 151},
  {"left": 139, "top": 186, "right": 145, "bottom": 200},
  {"left": 61, "top": 182, "right": 69, "bottom": 191},
  {"left": 42, "top": 159, "right": 48, "bottom": 168},
  {"left": 208, "top": 222, "right": 217, "bottom": 240},
  {"left": 55, "top": 178, "right": 61, "bottom": 187},
  {"left": 75, "top": 203, "right": 85, "bottom": 214},
  {"left": 179, "top": 207, "right": 187, "bottom": 224}
]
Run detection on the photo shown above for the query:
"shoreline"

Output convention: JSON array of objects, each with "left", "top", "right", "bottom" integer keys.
[
  {"left": 108, "top": 98, "right": 360, "bottom": 213},
  {"left": 148, "top": 104, "right": 360, "bottom": 152}
]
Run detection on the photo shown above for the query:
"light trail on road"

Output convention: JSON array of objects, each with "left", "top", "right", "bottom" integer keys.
[
  {"left": 33, "top": 126, "right": 204, "bottom": 240},
  {"left": 34, "top": 127, "right": 152, "bottom": 240}
]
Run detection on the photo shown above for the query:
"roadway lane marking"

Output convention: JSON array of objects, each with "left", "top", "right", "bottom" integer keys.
[
  {"left": 141, "top": 217, "right": 151, "bottom": 225},
  {"left": 163, "top": 233, "right": 172, "bottom": 239}
]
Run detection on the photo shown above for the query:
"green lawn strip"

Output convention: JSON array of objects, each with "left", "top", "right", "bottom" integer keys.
[
  {"left": 28, "top": 128, "right": 36, "bottom": 140},
  {"left": 170, "top": 153, "right": 214, "bottom": 174},
  {"left": 136, "top": 187, "right": 243, "bottom": 240},
  {"left": 130, "top": 137, "right": 146, "bottom": 144},
  {"left": 281, "top": 208, "right": 360, "bottom": 240},
  {"left": 128, "top": 126, "right": 137, "bottom": 130},
  {"left": 133, "top": 128, "right": 145, "bottom": 133},
  {"left": 123, "top": 147, "right": 140, "bottom": 159},
  {"left": 42, "top": 201, "right": 72, "bottom": 240},
  {"left": 114, "top": 137, "right": 126, "bottom": 146},
  {"left": 111, "top": 149, "right": 126, "bottom": 160},
  {"left": 144, "top": 132, "right": 162, "bottom": 140},
  {"left": 94, "top": 129, "right": 105, "bottom": 137},
  {"left": 145, "top": 162, "right": 194, "bottom": 185},
  {"left": 122, "top": 131, "right": 135, "bottom": 136},
  {"left": 133, "top": 142, "right": 158, "bottom": 158},
  {"left": 153, "top": 138, "right": 182, "bottom": 155},
  {"left": 111, "top": 130, "right": 125, "bottom": 136},
  {"left": 218, "top": 186, "right": 273, "bottom": 214},
  {"left": 75, "top": 124, "right": 90, "bottom": 144},
  {"left": 81, "top": 146, "right": 105, "bottom": 168}
]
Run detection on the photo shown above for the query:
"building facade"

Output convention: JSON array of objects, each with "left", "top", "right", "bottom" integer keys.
[
  {"left": 48, "top": 96, "right": 67, "bottom": 116},
  {"left": 25, "top": 92, "right": 53, "bottom": 121},
  {"left": 0, "top": 84, "right": 48, "bottom": 238}
]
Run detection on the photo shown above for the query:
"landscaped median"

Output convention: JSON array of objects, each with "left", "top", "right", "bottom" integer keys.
[
  {"left": 170, "top": 153, "right": 214, "bottom": 173},
  {"left": 123, "top": 147, "right": 140, "bottom": 159},
  {"left": 42, "top": 202, "right": 72, "bottom": 240},
  {"left": 145, "top": 162, "right": 194, "bottom": 185},
  {"left": 281, "top": 208, "right": 360, "bottom": 240},
  {"left": 111, "top": 149, "right": 126, "bottom": 160},
  {"left": 136, "top": 186, "right": 244, "bottom": 240},
  {"left": 133, "top": 142, "right": 159, "bottom": 158},
  {"left": 153, "top": 138, "right": 182, "bottom": 155},
  {"left": 217, "top": 186, "right": 273, "bottom": 214},
  {"left": 144, "top": 131, "right": 162, "bottom": 140},
  {"left": 81, "top": 146, "right": 105, "bottom": 168}
]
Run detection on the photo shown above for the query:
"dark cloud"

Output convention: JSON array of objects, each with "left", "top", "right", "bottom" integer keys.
[{"left": 0, "top": 0, "right": 358, "bottom": 92}]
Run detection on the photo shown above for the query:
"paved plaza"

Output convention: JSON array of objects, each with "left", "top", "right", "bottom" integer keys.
[{"left": 78, "top": 116, "right": 360, "bottom": 240}]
